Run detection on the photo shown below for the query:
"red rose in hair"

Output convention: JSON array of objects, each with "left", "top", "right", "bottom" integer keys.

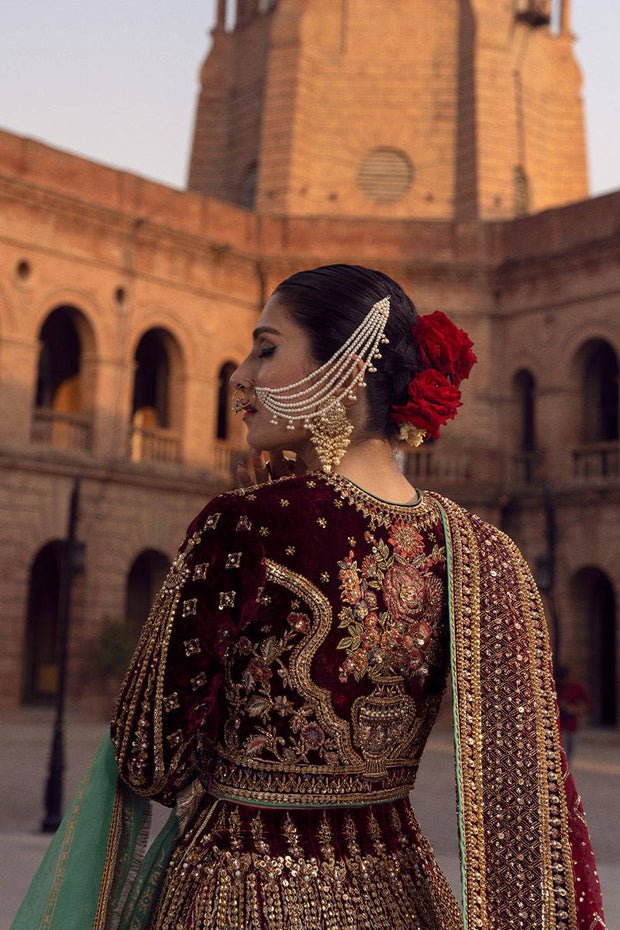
[
  {"left": 391, "top": 369, "right": 461, "bottom": 440},
  {"left": 413, "top": 310, "right": 477, "bottom": 386}
]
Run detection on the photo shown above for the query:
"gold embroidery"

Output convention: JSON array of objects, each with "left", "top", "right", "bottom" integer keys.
[
  {"left": 323, "top": 473, "right": 437, "bottom": 529},
  {"left": 183, "top": 638, "right": 201, "bottom": 656},
  {"left": 182, "top": 598, "right": 197, "bottom": 617},
  {"left": 219, "top": 590, "right": 236, "bottom": 610},
  {"left": 225, "top": 552, "right": 243, "bottom": 569},
  {"left": 167, "top": 729, "right": 183, "bottom": 747},
  {"left": 430, "top": 492, "right": 578, "bottom": 929},
  {"left": 153, "top": 801, "right": 463, "bottom": 930},
  {"left": 193, "top": 563, "right": 209, "bottom": 580},
  {"left": 163, "top": 692, "right": 180, "bottom": 712}
]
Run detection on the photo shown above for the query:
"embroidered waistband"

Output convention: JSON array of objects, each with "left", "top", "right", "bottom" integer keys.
[{"left": 209, "top": 756, "right": 416, "bottom": 808}]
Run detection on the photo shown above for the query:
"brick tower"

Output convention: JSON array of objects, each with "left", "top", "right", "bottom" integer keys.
[{"left": 188, "top": 0, "right": 587, "bottom": 220}]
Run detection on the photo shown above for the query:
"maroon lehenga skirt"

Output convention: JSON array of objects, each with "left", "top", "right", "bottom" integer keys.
[{"left": 152, "top": 796, "right": 462, "bottom": 930}]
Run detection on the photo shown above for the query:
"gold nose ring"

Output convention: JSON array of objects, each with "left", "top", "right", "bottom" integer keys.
[{"left": 232, "top": 385, "right": 257, "bottom": 414}]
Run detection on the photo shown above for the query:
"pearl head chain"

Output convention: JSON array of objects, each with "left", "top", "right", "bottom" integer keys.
[{"left": 255, "top": 296, "right": 390, "bottom": 429}]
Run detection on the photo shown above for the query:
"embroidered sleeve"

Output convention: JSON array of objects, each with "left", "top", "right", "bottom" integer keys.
[{"left": 111, "top": 496, "right": 266, "bottom": 804}]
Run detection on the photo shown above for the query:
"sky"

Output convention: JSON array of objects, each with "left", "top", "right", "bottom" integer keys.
[{"left": 0, "top": 0, "right": 618, "bottom": 198}]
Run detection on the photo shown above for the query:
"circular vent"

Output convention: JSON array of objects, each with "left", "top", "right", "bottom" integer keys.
[{"left": 357, "top": 149, "right": 413, "bottom": 202}]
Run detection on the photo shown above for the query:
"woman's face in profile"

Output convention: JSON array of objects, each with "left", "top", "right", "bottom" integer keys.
[{"left": 231, "top": 295, "right": 318, "bottom": 455}]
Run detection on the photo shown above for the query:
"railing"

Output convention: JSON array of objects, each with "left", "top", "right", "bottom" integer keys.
[
  {"left": 130, "top": 427, "right": 181, "bottom": 464},
  {"left": 404, "top": 446, "right": 473, "bottom": 483},
  {"left": 31, "top": 408, "right": 92, "bottom": 452},
  {"left": 512, "top": 450, "right": 544, "bottom": 486},
  {"left": 573, "top": 441, "right": 620, "bottom": 480},
  {"left": 207, "top": 443, "right": 249, "bottom": 482},
  {"left": 401, "top": 446, "right": 505, "bottom": 489}
]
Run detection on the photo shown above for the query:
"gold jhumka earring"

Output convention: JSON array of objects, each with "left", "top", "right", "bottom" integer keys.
[{"left": 254, "top": 297, "right": 390, "bottom": 473}]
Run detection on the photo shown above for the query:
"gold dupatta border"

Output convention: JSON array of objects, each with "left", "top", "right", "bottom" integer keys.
[
  {"left": 39, "top": 758, "right": 94, "bottom": 928},
  {"left": 430, "top": 494, "right": 577, "bottom": 930}
]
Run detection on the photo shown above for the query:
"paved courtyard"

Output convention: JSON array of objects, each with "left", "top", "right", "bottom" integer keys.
[{"left": 2, "top": 712, "right": 618, "bottom": 928}]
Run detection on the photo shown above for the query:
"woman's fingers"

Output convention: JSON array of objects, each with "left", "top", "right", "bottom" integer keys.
[
  {"left": 236, "top": 460, "right": 253, "bottom": 487},
  {"left": 269, "top": 451, "right": 292, "bottom": 479},
  {"left": 251, "top": 449, "right": 271, "bottom": 485},
  {"left": 236, "top": 450, "right": 306, "bottom": 487}
]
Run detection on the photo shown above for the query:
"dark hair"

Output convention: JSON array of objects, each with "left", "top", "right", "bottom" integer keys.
[{"left": 273, "top": 264, "right": 420, "bottom": 441}]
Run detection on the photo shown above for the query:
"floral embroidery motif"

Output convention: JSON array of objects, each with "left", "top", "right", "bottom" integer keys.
[
  {"left": 225, "top": 552, "right": 243, "bottom": 569},
  {"left": 337, "top": 519, "right": 445, "bottom": 683},
  {"left": 224, "top": 609, "right": 344, "bottom": 767},
  {"left": 182, "top": 598, "right": 197, "bottom": 617}
]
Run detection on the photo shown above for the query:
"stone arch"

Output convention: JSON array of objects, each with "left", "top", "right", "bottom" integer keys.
[
  {"left": 22, "top": 540, "right": 65, "bottom": 703},
  {"left": 130, "top": 327, "right": 185, "bottom": 463},
  {"left": 573, "top": 338, "right": 619, "bottom": 443},
  {"left": 125, "top": 548, "right": 170, "bottom": 639},
  {"left": 510, "top": 367, "right": 540, "bottom": 483},
  {"left": 512, "top": 368, "right": 536, "bottom": 451},
  {"left": 31, "top": 305, "right": 97, "bottom": 451},
  {"left": 216, "top": 360, "right": 240, "bottom": 440},
  {"left": 570, "top": 566, "right": 617, "bottom": 726}
]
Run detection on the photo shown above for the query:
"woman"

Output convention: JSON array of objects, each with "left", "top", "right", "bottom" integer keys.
[{"left": 14, "top": 265, "right": 605, "bottom": 929}]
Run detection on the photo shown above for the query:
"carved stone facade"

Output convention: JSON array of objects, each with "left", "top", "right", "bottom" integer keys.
[{"left": 0, "top": 0, "right": 617, "bottom": 726}]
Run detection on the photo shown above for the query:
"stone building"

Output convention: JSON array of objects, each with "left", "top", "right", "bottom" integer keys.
[{"left": 0, "top": 0, "right": 618, "bottom": 725}]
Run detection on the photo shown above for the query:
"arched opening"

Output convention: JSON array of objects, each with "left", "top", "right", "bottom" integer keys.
[
  {"left": 130, "top": 328, "right": 183, "bottom": 463},
  {"left": 32, "top": 306, "right": 94, "bottom": 450},
  {"left": 126, "top": 549, "right": 170, "bottom": 639},
  {"left": 216, "top": 361, "right": 238, "bottom": 440},
  {"left": 211, "top": 360, "right": 247, "bottom": 478},
  {"left": 580, "top": 340, "right": 619, "bottom": 443},
  {"left": 513, "top": 369, "right": 536, "bottom": 451},
  {"left": 512, "top": 369, "right": 539, "bottom": 483},
  {"left": 22, "top": 541, "right": 65, "bottom": 703},
  {"left": 515, "top": 0, "right": 551, "bottom": 26},
  {"left": 573, "top": 339, "right": 619, "bottom": 478},
  {"left": 570, "top": 567, "right": 617, "bottom": 726}
]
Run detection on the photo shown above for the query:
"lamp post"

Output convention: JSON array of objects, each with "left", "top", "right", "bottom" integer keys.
[{"left": 42, "top": 476, "right": 85, "bottom": 833}]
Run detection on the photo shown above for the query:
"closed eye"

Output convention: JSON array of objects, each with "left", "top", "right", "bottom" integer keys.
[{"left": 258, "top": 345, "right": 276, "bottom": 358}]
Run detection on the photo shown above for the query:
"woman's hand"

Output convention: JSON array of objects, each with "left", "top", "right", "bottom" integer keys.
[{"left": 236, "top": 450, "right": 307, "bottom": 488}]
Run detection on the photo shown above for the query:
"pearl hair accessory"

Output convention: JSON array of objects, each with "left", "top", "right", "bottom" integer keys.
[{"left": 254, "top": 296, "right": 390, "bottom": 472}]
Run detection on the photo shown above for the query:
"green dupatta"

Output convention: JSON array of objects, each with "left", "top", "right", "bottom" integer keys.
[{"left": 11, "top": 734, "right": 178, "bottom": 930}]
